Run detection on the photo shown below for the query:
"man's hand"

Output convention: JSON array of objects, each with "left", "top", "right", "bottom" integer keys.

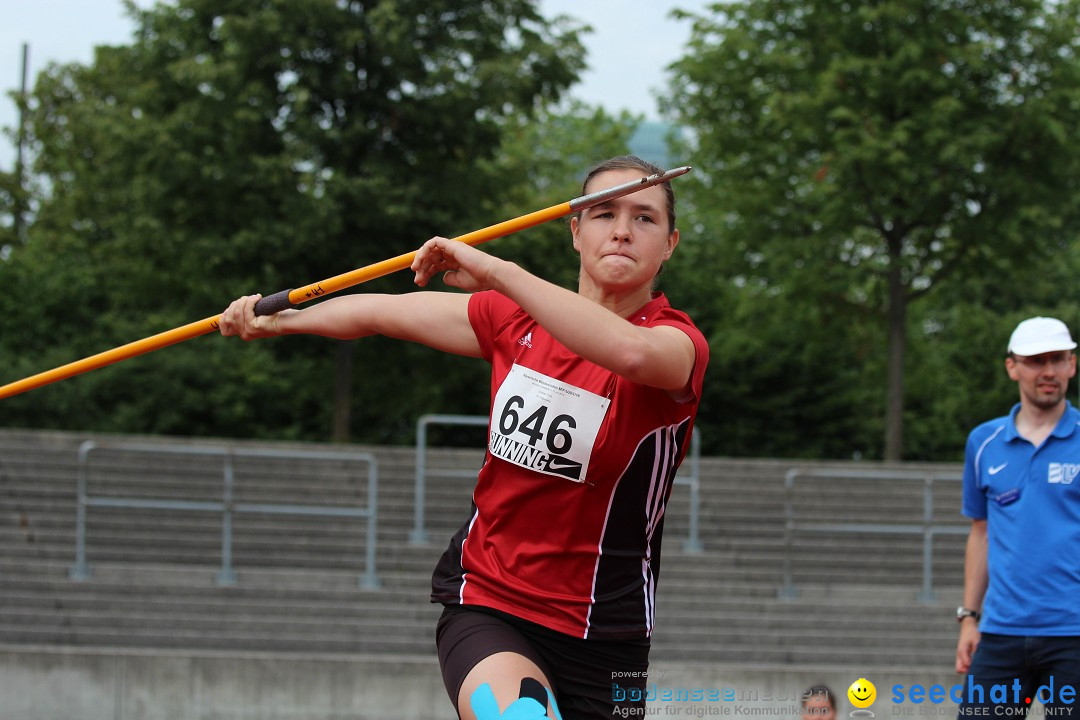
[{"left": 955, "top": 619, "right": 980, "bottom": 674}]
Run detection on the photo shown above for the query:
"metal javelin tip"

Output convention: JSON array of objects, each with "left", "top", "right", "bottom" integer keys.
[{"left": 569, "top": 164, "right": 694, "bottom": 211}]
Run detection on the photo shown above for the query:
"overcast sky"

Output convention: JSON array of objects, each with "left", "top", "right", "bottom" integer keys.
[{"left": 0, "top": 0, "right": 713, "bottom": 168}]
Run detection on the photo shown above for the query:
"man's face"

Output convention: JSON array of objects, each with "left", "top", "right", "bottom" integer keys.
[{"left": 1006, "top": 351, "right": 1077, "bottom": 410}]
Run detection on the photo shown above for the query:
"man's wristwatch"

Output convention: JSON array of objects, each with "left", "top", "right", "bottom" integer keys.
[{"left": 956, "top": 606, "right": 980, "bottom": 623}]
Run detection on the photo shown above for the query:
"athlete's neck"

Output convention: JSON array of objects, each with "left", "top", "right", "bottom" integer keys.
[{"left": 577, "top": 281, "right": 654, "bottom": 319}]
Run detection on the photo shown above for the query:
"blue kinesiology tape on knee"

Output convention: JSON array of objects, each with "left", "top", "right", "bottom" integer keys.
[
  {"left": 545, "top": 687, "right": 564, "bottom": 720},
  {"left": 469, "top": 680, "right": 561, "bottom": 719},
  {"left": 518, "top": 678, "right": 564, "bottom": 720},
  {"left": 470, "top": 683, "right": 502, "bottom": 719},
  {"left": 519, "top": 678, "right": 546, "bottom": 706}
]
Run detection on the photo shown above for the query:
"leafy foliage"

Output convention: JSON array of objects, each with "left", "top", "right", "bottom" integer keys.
[
  {"left": 665, "top": 0, "right": 1080, "bottom": 459},
  {"left": 0, "top": 0, "right": 590, "bottom": 442},
  {"left": 6, "top": 1, "right": 1080, "bottom": 462}
]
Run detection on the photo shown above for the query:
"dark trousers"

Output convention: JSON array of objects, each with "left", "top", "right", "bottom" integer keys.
[{"left": 957, "top": 633, "right": 1080, "bottom": 718}]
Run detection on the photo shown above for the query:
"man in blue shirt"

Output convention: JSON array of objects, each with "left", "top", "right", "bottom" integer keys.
[{"left": 955, "top": 316, "right": 1080, "bottom": 716}]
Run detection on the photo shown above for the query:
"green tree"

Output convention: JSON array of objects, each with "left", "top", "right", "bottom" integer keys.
[
  {"left": 0, "top": 169, "right": 16, "bottom": 254},
  {"left": 903, "top": 237, "right": 1080, "bottom": 460},
  {"left": 667, "top": 0, "right": 1080, "bottom": 459},
  {"left": 0, "top": 0, "right": 587, "bottom": 441}
]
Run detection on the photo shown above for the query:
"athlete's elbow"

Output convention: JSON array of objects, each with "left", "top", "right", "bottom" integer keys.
[
  {"left": 610, "top": 342, "right": 650, "bottom": 378},
  {"left": 614, "top": 347, "right": 684, "bottom": 390}
]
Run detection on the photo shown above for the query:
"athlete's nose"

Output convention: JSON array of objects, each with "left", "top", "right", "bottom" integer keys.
[{"left": 612, "top": 214, "right": 632, "bottom": 243}]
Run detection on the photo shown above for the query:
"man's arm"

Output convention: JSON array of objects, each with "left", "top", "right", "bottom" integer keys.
[{"left": 956, "top": 519, "right": 988, "bottom": 674}]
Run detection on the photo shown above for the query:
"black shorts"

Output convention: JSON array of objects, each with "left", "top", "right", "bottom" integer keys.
[{"left": 435, "top": 604, "right": 651, "bottom": 719}]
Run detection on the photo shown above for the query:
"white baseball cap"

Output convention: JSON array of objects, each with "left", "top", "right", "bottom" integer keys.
[{"left": 1008, "top": 316, "right": 1077, "bottom": 356}]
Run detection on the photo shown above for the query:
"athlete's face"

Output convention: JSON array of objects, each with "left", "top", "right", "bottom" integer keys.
[
  {"left": 570, "top": 169, "right": 679, "bottom": 294},
  {"left": 1006, "top": 351, "right": 1076, "bottom": 410}
]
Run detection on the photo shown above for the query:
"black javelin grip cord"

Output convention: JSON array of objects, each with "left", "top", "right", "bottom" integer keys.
[
  {"left": 0, "top": 166, "right": 691, "bottom": 400},
  {"left": 252, "top": 165, "right": 693, "bottom": 316}
]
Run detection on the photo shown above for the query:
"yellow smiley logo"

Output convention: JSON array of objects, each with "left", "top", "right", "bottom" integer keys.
[{"left": 848, "top": 678, "right": 877, "bottom": 709}]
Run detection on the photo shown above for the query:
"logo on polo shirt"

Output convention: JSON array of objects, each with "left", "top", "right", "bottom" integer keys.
[
  {"left": 518, "top": 332, "right": 533, "bottom": 349},
  {"left": 1048, "top": 463, "right": 1080, "bottom": 484}
]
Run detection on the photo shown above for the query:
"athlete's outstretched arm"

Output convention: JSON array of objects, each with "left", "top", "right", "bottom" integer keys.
[{"left": 218, "top": 291, "right": 481, "bottom": 358}]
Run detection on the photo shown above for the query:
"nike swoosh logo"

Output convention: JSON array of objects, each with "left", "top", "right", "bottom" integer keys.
[
  {"left": 543, "top": 455, "right": 583, "bottom": 481},
  {"left": 989, "top": 463, "right": 1008, "bottom": 475}
]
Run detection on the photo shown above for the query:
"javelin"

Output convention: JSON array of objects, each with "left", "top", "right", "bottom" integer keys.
[{"left": 0, "top": 166, "right": 692, "bottom": 401}]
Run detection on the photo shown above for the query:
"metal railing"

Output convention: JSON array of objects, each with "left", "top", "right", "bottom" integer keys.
[
  {"left": 780, "top": 466, "right": 967, "bottom": 603},
  {"left": 71, "top": 440, "right": 380, "bottom": 588},
  {"left": 677, "top": 430, "right": 704, "bottom": 553},
  {"left": 408, "top": 414, "right": 703, "bottom": 552},
  {"left": 408, "top": 414, "right": 488, "bottom": 546}
]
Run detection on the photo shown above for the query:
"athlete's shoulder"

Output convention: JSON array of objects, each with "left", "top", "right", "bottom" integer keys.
[
  {"left": 642, "top": 293, "right": 705, "bottom": 338},
  {"left": 469, "top": 289, "right": 519, "bottom": 315},
  {"left": 468, "top": 290, "right": 529, "bottom": 332},
  {"left": 643, "top": 293, "right": 709, "bottom": 371},
  {"left": 641, "top": 292, "right": 691, "bottom": 319}
]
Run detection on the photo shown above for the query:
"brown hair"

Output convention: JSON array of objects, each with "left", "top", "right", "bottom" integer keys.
[
  {"left": 803, "top": 686, "right": 835, "bottom": 711},
  {"left": 579, "top": 155, "right": 677, "bottom": 232}
]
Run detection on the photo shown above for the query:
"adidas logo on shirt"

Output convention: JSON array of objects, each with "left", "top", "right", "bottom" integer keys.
[{"left": 518, "top": 332, "right": 533, "bottom": 349}]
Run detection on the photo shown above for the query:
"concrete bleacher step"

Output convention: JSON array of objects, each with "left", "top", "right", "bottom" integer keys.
[
  {"left": 0, "top": 427, "right": 967, "bottom": 669},
  {"left": 0, "top": 625, "right": 437, "bottom": 655},
  {"left": 649, "top": 641, "right": 953, "bottom": 666},
  {"left": 0, "top": 609, "right": 442, "bottom": 639}
]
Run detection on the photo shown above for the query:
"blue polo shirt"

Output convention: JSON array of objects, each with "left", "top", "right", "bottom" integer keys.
[{"left": 962, "top": 401, "right": 1080, "bottom": 635}]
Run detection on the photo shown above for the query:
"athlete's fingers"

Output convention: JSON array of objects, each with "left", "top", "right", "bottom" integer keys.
[
  {"left": 219, "top": 296, "right": 252, "bottom": 337},
  {"left": 412, "top": 237, "right": 450, "bottom": 270}
]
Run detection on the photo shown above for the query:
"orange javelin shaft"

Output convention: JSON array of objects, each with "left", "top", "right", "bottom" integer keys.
[
  {"left": 267, "top": 200, "right": 576, "bottom": 312},
  {"left": 0, "top": 166, "right": 691, "bottom": 401}
]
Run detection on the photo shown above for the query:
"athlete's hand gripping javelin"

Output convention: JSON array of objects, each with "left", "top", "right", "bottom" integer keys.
[{"left": 412, "top": 236, "right": 503, "bottom": 292}]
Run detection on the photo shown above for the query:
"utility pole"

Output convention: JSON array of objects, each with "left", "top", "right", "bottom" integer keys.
[{"left": 13, "top": 43, "right": 28, "bottom": 244}]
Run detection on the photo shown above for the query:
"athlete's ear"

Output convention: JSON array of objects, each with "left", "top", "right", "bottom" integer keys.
[
  {"left": 570, "top": 216, "right": 582, "bottom": 254},
  {"left": 663, "top": 228, "right": 680, "bottom": 261}
]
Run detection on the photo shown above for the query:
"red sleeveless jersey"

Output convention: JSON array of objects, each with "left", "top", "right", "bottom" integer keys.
[{"left": 430, "top": 290, "right": 709, "bottom": 639}]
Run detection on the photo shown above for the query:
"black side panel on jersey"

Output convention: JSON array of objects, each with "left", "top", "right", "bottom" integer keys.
[
  {"left": 431, "top": 502, "right": 479, "bottom": 604},
  {"left": 586, "top": 419, "right": 690, "bottom": 636}
]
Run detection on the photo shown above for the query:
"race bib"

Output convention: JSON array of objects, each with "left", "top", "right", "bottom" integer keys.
[{"left": 489, "top": 364, "right": 610, "bottom": 483}]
